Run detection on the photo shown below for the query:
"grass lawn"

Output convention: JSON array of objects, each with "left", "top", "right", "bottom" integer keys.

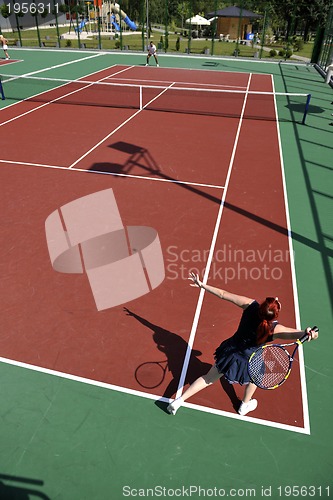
[{"left": 5, "top": 26, "right": 313, "bottom": 61}]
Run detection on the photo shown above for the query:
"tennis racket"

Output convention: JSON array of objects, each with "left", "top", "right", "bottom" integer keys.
[
  {"left": 248, "top": 326, "right": 319, "bottom": 390},
  {"left": 135, "top": 360, "right": 168, "bottom": 389}
]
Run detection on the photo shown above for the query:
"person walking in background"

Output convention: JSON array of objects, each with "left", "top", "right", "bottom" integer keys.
[
  {"left": 146, "top": 41, "right": 159, "bottom": 67},
  {"left": 167, "top": 272, "right": 319, "bottom": 417},
  {"left": 0, "top": 35, "right": 10, "bottom": 60}
]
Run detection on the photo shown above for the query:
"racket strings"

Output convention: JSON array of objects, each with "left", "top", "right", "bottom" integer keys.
[{"left": 249, "top": 346, "right": 290, "bottom": 388}]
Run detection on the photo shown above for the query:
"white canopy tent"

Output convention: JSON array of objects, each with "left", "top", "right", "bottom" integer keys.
[{"left": 185, "top": 14, "right": 211, "bottom": 26}]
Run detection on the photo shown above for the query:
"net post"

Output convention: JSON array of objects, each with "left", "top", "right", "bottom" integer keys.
[
  {"left": 302, "top": 94, "right": 311, "bottom": 124},
  {"left": 0, "top": 77, "right": 5, "bottom": 100}
]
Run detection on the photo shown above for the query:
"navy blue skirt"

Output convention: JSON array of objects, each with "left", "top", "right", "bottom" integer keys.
[{"left": 214, "top": 337, "right": 257, "bottom": 385}]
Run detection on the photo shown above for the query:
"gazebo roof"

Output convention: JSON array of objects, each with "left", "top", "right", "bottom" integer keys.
[{"left": 206, "top": 6, "right": 262, "bottom": 19}]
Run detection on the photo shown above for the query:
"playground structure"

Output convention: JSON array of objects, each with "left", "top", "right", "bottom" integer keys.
[{"left": 72, "top": 1, "right": 137, "bottom": 34}]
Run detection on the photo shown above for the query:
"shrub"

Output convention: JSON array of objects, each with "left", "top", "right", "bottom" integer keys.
[
  {"left": 278, "top": 49, "right": 286, "bottom": 57},
  {"left": 169, "top": 20, "right": 176, "bottom": 33},
  {"left": 65, "top": 39, "right": 72, "bottom": 47},
  {"left": 175, "top": 36, "right": 180, "bottom": 52},
  {"left": 285, "top": 49, "right": 293, "bottom": 58},
  {"left": 269, "top": 49, "right": 277, "bottom": 57},
  {"left": 293, "top": 39, "right": 304, "bottom": 51}
]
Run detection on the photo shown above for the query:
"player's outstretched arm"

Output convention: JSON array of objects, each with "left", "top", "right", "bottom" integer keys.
[
  {"left": 273, "top": 325, "right": 319, "bottom": 342},
  {"left": 188, "top": 272, "right": 253, "bottom": 309}
]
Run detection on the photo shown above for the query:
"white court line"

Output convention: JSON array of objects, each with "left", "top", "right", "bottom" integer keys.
[
  {"left": 172, "top": 73, "right": 254, "bottom": 404},
  {"left": 68, "top": 81, "right": 178, "bottom": 169},
  {"left": 271, "top": 74, "right": 310, "bottom": 435},
  {"left": 0, "top": 52, "right": 107, "bottom": 112},
  {"left": 2, "top": 52, "right": 105, "bottom": 81},
  {"left": 0, "top": 65, "right": 135, "bottom": 128},
  {"left": 168, "top": 73, "right": 309, "bottom": 435},
  {"left": 0, "top": 354, "right": 308, "bottom": 434},
  {"left": 108, "top": 76, "right": 248, "bottom": 90},
  {"left": 0, "top": 65, "right": 308, "bottom": 433},
  {"left": 168, "top": 400, "right": 310, "bottom": 434},
  {"left": 0, "top": 159, "right": 225, "bottom": 190},
  {"left": 19, "top": 52, "right": 106, "bottom": 77}
]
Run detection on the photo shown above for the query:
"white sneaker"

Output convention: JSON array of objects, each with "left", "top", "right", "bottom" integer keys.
[
  {"left": 238, "top": 399, "right": 258, "bottom": 416},
  {"left": 167, "top": 397, "right": 183, "bottom": 415},
  {"left": 157, "top": 64, "right": 159, "bottom": 67},
  {"left": 145, "top": 63, "right": 148, "bottom": 66}
]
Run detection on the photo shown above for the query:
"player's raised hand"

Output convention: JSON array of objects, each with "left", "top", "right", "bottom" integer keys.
[
  {"left": 188, "top": 272, "right": 203, "bottom": 288},
  {"left": 304, "top": 326, "right": 319, "bottom": 341}
]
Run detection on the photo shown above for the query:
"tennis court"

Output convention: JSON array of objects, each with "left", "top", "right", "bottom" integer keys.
[{"left": 0, "top": 49, "right": 332, "bottom": 500}]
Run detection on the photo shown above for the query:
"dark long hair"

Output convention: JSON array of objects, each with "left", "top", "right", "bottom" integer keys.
[{"left": 256, "top": 297, "right": 281, "bottom": 345}]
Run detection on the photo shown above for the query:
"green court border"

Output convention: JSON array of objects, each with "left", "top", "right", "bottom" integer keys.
[{"left": 0, "top": 48, "right": 332, "bottom": 500}]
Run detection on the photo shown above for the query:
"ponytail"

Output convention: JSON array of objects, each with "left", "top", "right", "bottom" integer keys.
[
  {"left": 257, "top": 319, "right": 271, "bottom": 345},
  {"left": 256, "top": 297, "right": 281, "bottom": 345}
]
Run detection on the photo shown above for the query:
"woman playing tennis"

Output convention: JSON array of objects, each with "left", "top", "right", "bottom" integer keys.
[{"left": 167, "top": 272, "right": 319, "bottom": 416}]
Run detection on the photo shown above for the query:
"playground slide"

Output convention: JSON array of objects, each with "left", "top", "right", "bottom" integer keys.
[
  {"left": 112, "top": 21, "right": 120, "bottom": 31},
  {"left": 111, "top": 2, "right": 137, "bottom": 30},
  {"left": 111, "top": 15, "right": 120, "bottom": 31}
]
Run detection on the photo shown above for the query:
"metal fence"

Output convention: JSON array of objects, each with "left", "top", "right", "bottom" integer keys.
[
  {"left": 0, "top": 0, "right": 329, "bottom": 62},
  {"left": 318, "top": 7, "right": 333, "bottom": 70}
]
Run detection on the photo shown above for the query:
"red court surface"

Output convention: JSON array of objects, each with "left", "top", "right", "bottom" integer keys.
[
  {"left": 0, "top": 65, "right": 307, "bottom": 433},
  {"left": 0, "top": 60, "right": 18, "bottom": 65}
]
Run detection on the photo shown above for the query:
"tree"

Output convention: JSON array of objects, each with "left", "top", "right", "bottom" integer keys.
[
  {"left": 262, "top": 0, "right": 333, "bottom": 40},
  {"left": 0, "top": 3, "right": 11, "bottom": 20}
]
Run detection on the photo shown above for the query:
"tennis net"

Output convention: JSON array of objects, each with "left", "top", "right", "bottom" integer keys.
[{"left": 0, "top": 74, "right": 311, "bottom": 124}]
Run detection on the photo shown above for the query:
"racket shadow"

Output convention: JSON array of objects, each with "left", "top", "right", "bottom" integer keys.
[{"left": 124, "top": 308, "right": 239, "bottom": 411}]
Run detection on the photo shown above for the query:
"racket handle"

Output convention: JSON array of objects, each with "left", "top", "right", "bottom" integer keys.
[
  {"left": 300, "top": 333, "right": 309, "bottom": 343},
  {"left": 300, "top": 326, "right": 319, "bottom": 343}
]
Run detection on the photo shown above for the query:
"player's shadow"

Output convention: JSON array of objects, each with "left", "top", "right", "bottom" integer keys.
[{"left": 124, "top": 308, "right": 239, "bottom": 413}]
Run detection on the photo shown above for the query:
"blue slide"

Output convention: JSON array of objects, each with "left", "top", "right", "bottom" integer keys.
[
  {"left": 123, "top": 16, "right": 137, "bottom": 30},
  {"left": 111, "top": 14, "right": 120, "bottom": 31},
  {"left": 111, "top": 3, "right": 137, "bottom": 31}
]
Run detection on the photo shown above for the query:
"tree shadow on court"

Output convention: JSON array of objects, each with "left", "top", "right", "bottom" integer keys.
[
  {"left": 278, "top": 63, "right": 333, "bottom": 314},
  {"left": 0, "top": 473, "right": 50, "bottom": 500},
  {"left": 90, "top": 140, "right": 333, "bottom": 310},
  {"left": 90, "top": 144, "right": 330, "bottom": 248},
  {"left": 124, "top": 308, "right": 240, "bottom": 413},
  {"left": 89, "top": 141, "right": 318, "bottom": 243}
]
